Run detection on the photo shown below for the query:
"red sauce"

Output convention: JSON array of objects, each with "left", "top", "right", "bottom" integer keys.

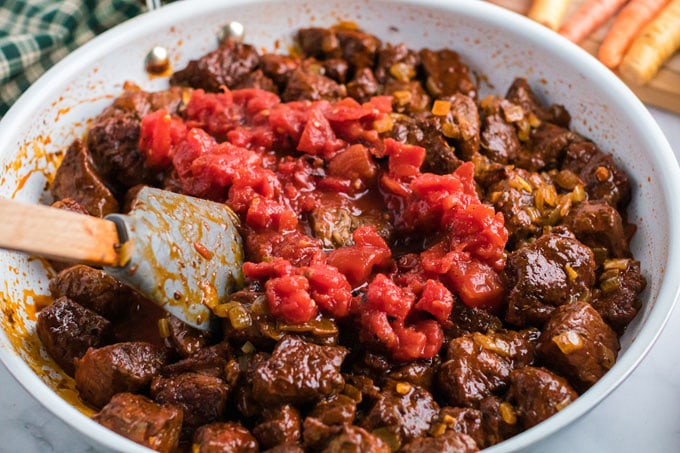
[{"left": 138, "top": 87, "right": 508, "bottom": 361}]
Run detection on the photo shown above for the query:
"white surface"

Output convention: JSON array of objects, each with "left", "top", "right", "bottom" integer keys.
[{"left": 0, "top": 106, "right": 677, "bottom": 452}]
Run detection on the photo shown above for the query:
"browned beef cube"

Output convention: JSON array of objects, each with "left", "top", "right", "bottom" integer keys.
[
  {"left": 375, "top": 43, "right": 420, "bottom": 84},
  {"left": 517, "top": 122, "right": 582, "bottom": 171},
  {"left": 164, "top": 314, "right": 212, "bottom": 358},
  {"left": 537, "top": 300, "right": 620, "bottom": 391},
  {"left": 234, "top": 352, "right": 270, "bottom": 418},
  {"left": 282, "top": 61, "right": 347, "bottom": 102},
  {"left": 74, "top": 342, "right": 168, "bottom": 408},
  {"left": 161, "top": 342, "right": 231, "bottom": 378},
  {"left": 336, "top": 28, "right": 381, "bottom": 70},
  {"left": 361, "top": 383, "right": 439, "bottom": 444},
  {"left": 400, "top": 430, "right": 479, "bottom": 453},
  {"left": 49, "top": 264, "right": 131, "bottom": 320},
  {"left": 193, "top": 422, "right": 259, "bottom": 453},
  {"left": 322, "top": 58, "right": 349, "bottom": 84},
  {"left": 445, "top": 303, "right": 503, "bottom": 339},
  {"left": 384, "top": 79, "right": 431, "bottom": 113},
  {"left": 434, "top": 407, "right": 485, "bottom": 449},
  {"left": 480, "top": 111, "right": 520, "bottom": 164},
  {"left": 264, "top": 445, "right": 305, "bottom": 453},
  {"left": 504, "top": 229, "right": 596, "bottom": 327},
  {"left": 151, "top": 372, "right": 230, "bottom": 433},
  {"left": 478, "top": 396, "right": 520, "bottom": 446},
  {"left": 346, "top": 67, "right": 378, "bottom": 103},
  {"left": 86, "top": 86, "right": 188, "bottom": 191},
  {"left": 93, "top": 392, "right": 182, "bottom": 453},
  {"left": 321, "top": 425, "right": 390, "bottom": 453},
  {"left": 234, "top": 69, "right": 277, "bottom": 93},
  {"left": 506, "top": 366, "right": 578, "bottom": 429},
  {"left": 592, "top": 259, "right": 646, "bottom": 333},
  {"left": 252, "top": 404, "right": 301, "bottom": 449},
  {"left": 420, "top": 48, "right": 477, "bottom": 99},
  {"left": 252, "top": 335, "right": 348, "bottom": 405},
  {"left": 51, "top": 139, "right": 119, "bottom": 217},
  {"left": 37, "top": 297, "right": 111, "bottom": 375},
  {"left": 297, "top": 28, "right": 341, "bottom": 59},
  {"left": 170, "top": 40, "right": 260, "bottom": 91},
  {"left": 562, "top": 141, "right": 631, "bottom": 208},
  {"left": 387, "top": 360, "right": 437, "bottom": 391},
  {"left": 260, "top": 53, "right": 300, "bottom": 88},
  {"left": 436, "top": 330, "right": 537, "bottom": 407},
  {"left": 505, "top": 78, "right": 570, "bottom": 127},
  {"left": 441, "top": 93, "right": 481, "bottom": 159},
  {"left": 310, "top": 394, "right": 357, "bottom": 426},
  {"left": 563, "top": 200, "right": 630, "bottom": 259}
]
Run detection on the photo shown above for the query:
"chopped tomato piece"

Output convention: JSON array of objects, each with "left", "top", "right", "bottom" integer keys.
[{"left": 265, "top": 275, "right": 317, "bottom": 324}]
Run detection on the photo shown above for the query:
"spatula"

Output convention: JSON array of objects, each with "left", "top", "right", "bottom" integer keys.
[{"left": 0, "top": 187, "right": 244, "bottom": 332}]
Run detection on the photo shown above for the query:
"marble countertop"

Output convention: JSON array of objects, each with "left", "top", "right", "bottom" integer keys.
[{"left": 2, "top": 106, "right": 679, "bottom": 452}]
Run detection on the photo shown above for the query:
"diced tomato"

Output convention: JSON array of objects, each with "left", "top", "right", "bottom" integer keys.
[
  {"left": 324, "top": 97, "right": 370, "bottom": 122},
  {"left": 246, "top": 197, "right": 298, "bottom": 232},
  {"left": 445, "top": 204, "right": 508, "bottom": 271},
  {"left": 297, "top": 104, "right": 345, "bottom": 158},
  {"left": 327, "top": 226, "right": 393, "bottom": 287},
  {"left": 265, "top": 275, "right": 317, "bottom": 324},
  {"left": 391, "top": 319, "right": 443, "bottom": 362},
  {"left": 304, "top": 263, "right": 352, "bottom": 318},
  {"left": 365, "top": 273, "right": 415, "bottom": 321},
  {"left": 415, "top": 279, "right": 454, "bottom": 323},
  {"left": 384, "top": 138, "right": 426, "bottom": 178},
  {"left": 326, "top": 144, "right": 378, "bottom": 185},
  {"left": 447, "top": 259, "right": 506, "bottom": 313},
  {"left": 243, "top": 258, "right": 294, "bottom": 279},
  {"left": 269, "top": 100, "right": 311, "bottom": 147},
  {"left": 358, "top": 309, "right": 398, "bottom": 350},
  {"left": 138, "top": 109, "right": 187, "bottom": 168}
]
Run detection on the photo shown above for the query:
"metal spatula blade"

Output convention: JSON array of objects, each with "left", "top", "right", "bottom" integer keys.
[{"left": 0, "top": 187, "right": 244, "bottom": 331}]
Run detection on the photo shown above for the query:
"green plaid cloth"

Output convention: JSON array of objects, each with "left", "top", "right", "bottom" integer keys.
[{"left": 0, "top": 0, "right": 146, "bottom": 116}]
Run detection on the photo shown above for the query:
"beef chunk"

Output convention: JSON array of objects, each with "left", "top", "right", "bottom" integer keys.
[
  {"left": 220, "top": 283, "right": 277, "bottom": 350},
  {"left": 387, "top": 360, "right": 437, "bottom": 391},
  {"left": 193, "top": 422, "right": 259, "bottom": 453},
  {"left": 505, "top": 78, "right": 570, "bottom": 127},
  {"left": 592, "top": 259, "right": 646, "bottom": 333},
  {"left": 420, "top": 48, "right": 477, "bottom": 99},
  {"left": 50, "top": 139, "right": 119, "bottom": 217},
  {"left": 74, "top": 341, "right": 167, "bottom": 408},
  {"left": 151, "top": 372, "right": 230, "bottom": 432},
  {"left": 170, "top": 40, "right": 260, "bottom": 91},
  {"left": 161, "top": 342, "right": 231, "bottom": 378},
  {"left": 93, "top": 393, "right": 182, "bottom": 453},
  {"left": 235, "top": 69, "right": 277, "bottom": 93},
  {"left": 486, "top": 168, "right": 542, "bottom": 245},
  {"left": 346, "top": 67, "right": 378, "bottom": 103},
  {"left": 517, "top": 122, "right": 582, "bottom": 171},
  {"left": 506, "top": 366, "right": 578, "bottom": 429},
  {"left": 504, "top": 229, "right": 596, "bottom": 327},
  {"left": 400, "top": 430, "right": 479, "bottom": 453},
  {"left": 310, "top": 394, "right": 357, "bottom": 426},
  {"left": 446, "top": 303, "right": 503, "bottom": 339},
  {"left": 164, "top": 314, "right": 212, "bottom": 358},
  {"left": 86, "top": 86, "right": 187, "bottom": 190},
  {"left": 562, "top": 200, "right": 630, "bottom": 258},
  {"left": 434, "top": 407, "right": 485, "bottom": 448},
  {"left": 385, "top": 79, "right": 431, "bottom": 113},
  {"left": 563, "top": 141, "right": 631, "bottom": 208},
  {"left": 49, "top": 264, "right": 131, "bottom": 320},
  {"left": 437, "top": 330, "right": 537, "bottom": 407},
  {"left": 234, "top": 352, "right": 270, "bottom": 418},
  {"left": 37, "top": 297, "right": 110, "bottom": 375},
  {"left": 335, "top": 28, "right": 381, "bottom": 70},
  {"left": 375, "top": 43, "right": 420, "bottom": 84},
  {"left": 537, "top": 301, "right": 620, "bottom": 391},
  {"left": 251, "top": 335, "right": 348, "bottom": 405},
  {"left": 265, "top": 446, "right": 304, "bottom": 453},
  {"left": 362, "top": 383, "right": 439, "bottom": 444},
  {"left": 441, "top": 93, "right": 481, "bottom": 159},
  {"left": 297, "top": 27, "right": 340, "bottom": 59},
  {"left": 309, "top": 206, "right": 355, "bottom": 249},
  {"left": 321, "top": 425, "right": 390, "bottom": 453},
  {"left": 478, "top": 396, "right": 520, "bottom": 446},
  {"left": 252, "top": 405, "right": 302, "bottom": 449},
  {"left": 50, "top": 198, "right": 89, "bottom": 215},
  {"left": 322, "top": 58, "right": 350, "bottom": 84},
  {"left": 282, "top": 60, "right": 347, "bottom": 102},
  {"left": 480, "top": 111, "right": 520, "bottom": 164},
  {"left": 260, "top": 54, "right": 300, "bottom": 88}
]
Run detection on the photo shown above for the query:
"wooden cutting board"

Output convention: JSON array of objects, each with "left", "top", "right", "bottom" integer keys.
[{"left": 488, "top": 0, "right": 680, "bottom": 114}]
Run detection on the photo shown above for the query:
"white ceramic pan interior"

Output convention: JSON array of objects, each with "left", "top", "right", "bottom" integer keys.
[{"left": 1, "top": 1, "right": 679, "bottom": 451}]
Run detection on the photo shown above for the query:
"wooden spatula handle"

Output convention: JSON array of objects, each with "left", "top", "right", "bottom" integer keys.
[{"left": 0, "top": 197, "right": 120, "bottom": 267}]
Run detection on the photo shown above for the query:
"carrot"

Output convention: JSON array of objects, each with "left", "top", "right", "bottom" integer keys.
[
  {"left": 559, "top": 0, "right": 629, "bottom": 44},
  {"left": 528, "top": 0, "right": 573, "bottom": 30},
  {"left": 619, "top": 0, "right": 680, "bottom": 84},
  {"left": 598, "top": 0, "right": 671, "bottom": 68}
]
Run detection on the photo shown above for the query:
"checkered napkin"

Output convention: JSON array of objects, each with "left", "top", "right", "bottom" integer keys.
[{"left": 0, "top": 0, "right": 145, "bottom": 116}]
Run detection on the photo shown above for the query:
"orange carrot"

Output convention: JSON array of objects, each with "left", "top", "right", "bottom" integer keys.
[
  {"left": 528, "top": 0, "right": 573, "bottom": 30},
  {"left": 598, "top": 0, "right": 671, "bottom": 68},
  {"left": 619, "top": 0, "right": 680, "bottom": 84},
  {"left": 559, "top": 0, "right": 629, "bottom": 44}
]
